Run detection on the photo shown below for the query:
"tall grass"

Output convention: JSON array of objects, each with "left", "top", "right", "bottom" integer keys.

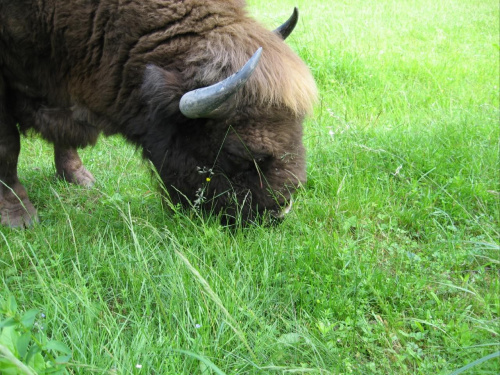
[{"left": 1, "top": 0, "right": 499, "bottom": 373}]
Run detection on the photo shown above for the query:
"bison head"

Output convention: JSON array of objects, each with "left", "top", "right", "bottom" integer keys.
[{"left": 140, "top": 9, "right": 317, "bottom": 224}]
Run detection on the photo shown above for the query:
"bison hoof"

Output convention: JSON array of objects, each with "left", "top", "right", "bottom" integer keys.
[
  {"left": 59, "top": 166, "right": 96, "bottom": 187},
  {"left": 0, "top": 199, "right": 39, "bottom": 228}
]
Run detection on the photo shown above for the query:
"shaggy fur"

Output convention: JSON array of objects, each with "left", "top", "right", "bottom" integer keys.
[{"left": 0, "top": 0, "right": 317, "bottom": 226}]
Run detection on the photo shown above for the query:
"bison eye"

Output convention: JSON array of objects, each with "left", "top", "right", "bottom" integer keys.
[
  {"left": 227, "top": 150, "right": 269, "bottom": 164},
  {"left": 222, "top": 149, "right": 270, "bottom": 175},
  {"left": 222, "top": 151, "right": 252, "bottom": 171}
]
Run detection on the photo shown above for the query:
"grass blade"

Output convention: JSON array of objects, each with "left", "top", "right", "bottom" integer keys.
[
  {"left": 449, "top": 351, "right": 500, "bottom": 375},
  {"left": 172, "top": 349, "right": 226, "bottom": 375}
]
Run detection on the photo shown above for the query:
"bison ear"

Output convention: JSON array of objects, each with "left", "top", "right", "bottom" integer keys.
[{"left": 141, "top": 65, "right": 184, "bottom": 118}]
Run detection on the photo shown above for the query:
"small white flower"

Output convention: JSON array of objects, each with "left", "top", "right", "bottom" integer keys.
[
  {"left": 135, "top": 364, "right": 142, "bottom": 369},
  {"left": 392, "top": 165, "right": 403, "bottom": 177},
  {"left": 195, "top": 324, "right": 202, "bottom": 329}
]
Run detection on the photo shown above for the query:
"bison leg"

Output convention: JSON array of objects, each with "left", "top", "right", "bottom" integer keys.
[
  {"left": 0, "top": 120, "right": 38, "bottom": 228},
  {"left": 54, "top": 145, "right": 95, "bottom": 187}
]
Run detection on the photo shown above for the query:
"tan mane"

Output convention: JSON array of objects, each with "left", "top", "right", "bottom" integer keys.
[{"left": 188, "top": 18, "right": 318, "bottom": 117}]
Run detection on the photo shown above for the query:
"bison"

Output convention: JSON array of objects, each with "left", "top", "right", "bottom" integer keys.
[{"left": 0, "top": 0, "right": 317, "bottom": 228}]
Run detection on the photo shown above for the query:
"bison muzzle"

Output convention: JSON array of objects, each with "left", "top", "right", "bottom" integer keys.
[{"left": 0, "top": 1, "right": 317, "bottom": 227}]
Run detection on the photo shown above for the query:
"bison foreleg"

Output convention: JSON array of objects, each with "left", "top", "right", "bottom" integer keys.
[
  {"left": 54, "top": 146, "right": 96, "bottom": 187},
  {"left": 0, "top": 125, "right": 38, "bottom": 228}
]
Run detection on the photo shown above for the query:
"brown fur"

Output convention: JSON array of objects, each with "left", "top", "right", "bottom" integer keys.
[{"left": 0, "top": 0, "right": 317, "bottom": 226}]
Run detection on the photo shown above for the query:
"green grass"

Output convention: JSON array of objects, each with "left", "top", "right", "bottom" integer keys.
[{"left": 1, "top": 0, "right": 499, "bottom": 373}]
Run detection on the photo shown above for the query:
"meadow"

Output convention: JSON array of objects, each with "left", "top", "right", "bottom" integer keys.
[{"left": 1, "top": 0, "right": 499, "bottom": 373}]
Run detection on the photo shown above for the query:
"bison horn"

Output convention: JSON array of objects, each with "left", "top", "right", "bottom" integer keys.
[
  {"left": 179, "top": 48, "right": 263, "bottom": 119},
  {"left": 273, "top": 7, "right": 299, "bottom": 40}
]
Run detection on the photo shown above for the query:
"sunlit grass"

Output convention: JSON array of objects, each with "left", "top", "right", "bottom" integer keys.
[{"left": 1, "top": 0, "right": 499, "bottom": 373}]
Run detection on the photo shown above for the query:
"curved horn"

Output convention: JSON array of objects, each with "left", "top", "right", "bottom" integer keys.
[
  {"left": 274, "top": 7, "right": 299, "bottom": 40},
  {"left": 179, "top": 48, "right": 263, "bottom": 119}
]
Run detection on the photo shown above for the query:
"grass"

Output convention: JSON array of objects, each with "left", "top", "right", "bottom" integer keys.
[{"left": 1, "top": 0, "right": 499, "bottom": 373}]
